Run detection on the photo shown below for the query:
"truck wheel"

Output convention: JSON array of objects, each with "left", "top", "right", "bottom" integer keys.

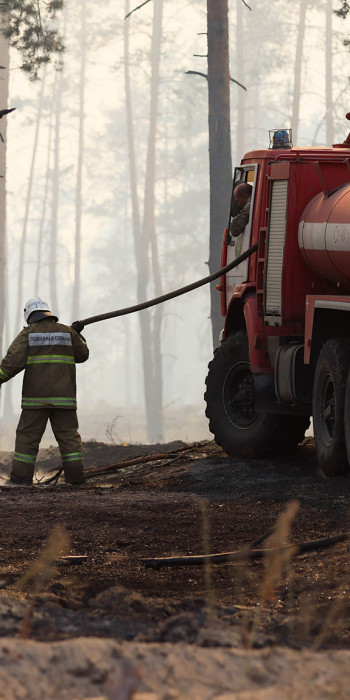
[
  {"left": 312, "top": 338, "right": 350, "bottom": 476},
  {"left": 205, "top": 330, "right": 309, "bottom": 455}
]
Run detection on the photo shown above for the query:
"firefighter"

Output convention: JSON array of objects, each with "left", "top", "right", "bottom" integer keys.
[
  {"left": 228, "top": 182, "right": 252, "bottom": 240},
  {"left": 0, "top": 296, "right": 89, "bottom": 485}
]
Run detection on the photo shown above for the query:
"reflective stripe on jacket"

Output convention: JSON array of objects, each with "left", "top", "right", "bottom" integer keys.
[{"left": 0, "top": 318, "right": 89, "bottom": 409}]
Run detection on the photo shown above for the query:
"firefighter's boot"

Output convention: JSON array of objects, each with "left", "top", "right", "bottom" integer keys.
[
  {"left": 62, "top": 453, "right": 85, "bottom": 484},
  {"left": 10, "top": 469, "right": 34, "bottom": 486}
]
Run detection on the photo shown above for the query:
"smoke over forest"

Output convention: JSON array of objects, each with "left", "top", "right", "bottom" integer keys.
[{"left": 0, "top": 0, "right": 348, "bottom": 449}]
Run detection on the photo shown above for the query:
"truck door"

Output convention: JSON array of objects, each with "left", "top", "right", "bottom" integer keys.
[{"left": 226, "top": 164, "right": 258, "bottom": 308}]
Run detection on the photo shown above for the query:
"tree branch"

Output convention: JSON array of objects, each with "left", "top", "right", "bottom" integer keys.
[
  {"left": 0, "top": 107, "right": 15, "bottom": 119},
  {"left": 334, "top": 1, "right": 350, "bottom": 18},
  {"left": 185, "top": 70, "right": 208, "bottom": 80},
  {"left": 241, "top": 0, "right": 252, "bottom": 9},
  {"left": 186, "top": 72, "right": 246, "bottom": 91},
  {"left": 125, "top": 0, "right": 152, "bottom": 20},
  {"left": 230, "top": 76, "right": 247, "bottom": 91}
]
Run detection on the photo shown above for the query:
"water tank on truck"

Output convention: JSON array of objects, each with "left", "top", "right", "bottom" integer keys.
[{"left": 299, "top": 183, "right": 350, "bottom": 290}]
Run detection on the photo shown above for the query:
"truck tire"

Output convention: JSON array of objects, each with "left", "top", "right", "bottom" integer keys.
[
  {"left": 205, "top": 330, "right": 309, "bottom": 455},
  {"left": 312, "top": 338, "right": 350, "bottom": 476},
  {"left": 344, "top": 370, "right": 350, "bottom": 471}
]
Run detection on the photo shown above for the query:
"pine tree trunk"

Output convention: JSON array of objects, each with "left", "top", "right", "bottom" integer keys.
[
  {"left": 50, "top": 9, "right": 68, "bottom": 315},
  {"left": 124, "top": 0, "right": 163, "bottom": 442},
  {"left": 0, "top": 16, "right": 9, "bottom": 355},
  {"left": 207, "top": 0, "right": 232, "bottom": 349},
  {"left": 325, "top": 0, "right": 333, "bottom": 145},
  {"left": 235, "top": 0, "right": 246, "bottom": 161},
  {"left": 0, "top": 17, "right": 12, "bottom": 418},
  {"left": 142, "top": 0, "right": 164, "bottom": 441},
  {"left": 14, "top": 70, "right": 46, "bottom": 333},
  {"left": 35, "top": 89, "right": 54, "bottom": 292},
  {"left": 291, "top": 0, "right": 307, "bottom": 145},
  {"left": 50, "top": 75, "right": 62, "bottom": 315},
  {"left": 72, "top": 0, "right": 86, "bottom": 321},
  {"left": 124, "top": 0, "right": 151, "bottom": 441}
]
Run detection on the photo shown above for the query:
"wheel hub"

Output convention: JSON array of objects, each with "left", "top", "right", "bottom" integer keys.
[{"left": 223, "top": 361, "right": 258, "bottom": 429}]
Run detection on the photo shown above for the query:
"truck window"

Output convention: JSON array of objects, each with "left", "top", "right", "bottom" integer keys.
[{"left": 230, "top": 166, "right": 256, "bottom": 219}]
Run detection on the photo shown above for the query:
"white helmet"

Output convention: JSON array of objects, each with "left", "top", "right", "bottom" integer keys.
[{"left": 24, "top": 296, "right": 57, "bottom": 323}]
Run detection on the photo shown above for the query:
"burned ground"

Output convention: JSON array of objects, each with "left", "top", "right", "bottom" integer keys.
[{"left": 0, "top": 438, "right": 350, "bottom": 697}]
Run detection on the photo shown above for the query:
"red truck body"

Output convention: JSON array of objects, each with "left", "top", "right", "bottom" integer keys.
[{"left": 205, "top": 124, "right": 350, "bottom": 475}]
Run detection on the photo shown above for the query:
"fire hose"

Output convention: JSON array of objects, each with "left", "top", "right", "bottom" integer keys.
[
  {"left": 142, "top": 532, "right": 350, "bottom": 569},
  {"left": 73, "top": 241, "right": 258, "bottom": 328}
]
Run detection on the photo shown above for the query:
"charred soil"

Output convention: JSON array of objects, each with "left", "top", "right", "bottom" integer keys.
[{"left": 0, "top": 437, "right": 350, "bottom": 697}]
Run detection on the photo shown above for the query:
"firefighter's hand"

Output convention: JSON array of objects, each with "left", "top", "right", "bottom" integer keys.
[{"left": 71, "top": 320, "right": 85, "bottom": 334}]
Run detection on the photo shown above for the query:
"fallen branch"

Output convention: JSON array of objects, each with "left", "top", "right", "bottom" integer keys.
[
  {"left": 36, "top": 441, "right": 215, "bottom": 485},
  {"left": 142, "top": 532, "right": 350, "bottom": 570},
  {"left": 85, "top": 441, "right": 214, "bottom": 479}
]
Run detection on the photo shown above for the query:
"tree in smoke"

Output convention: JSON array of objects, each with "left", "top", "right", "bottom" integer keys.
[
  {"left": 124, "top": 0, "right": 165, "bottom": 442},
  {"left": 234, "top": 0, "right": 247, "bottom": 160},
  {"left": 72, "top": 0, "right": 87, "bottom": 322},
  {"left": 325, "top": 0, "right": 334, "bottom": 145},
  {"left": 291, "top": 0, "right": 308, "bottom": 145},
  {"left": 0, "top": 0, "right": 64, "bottom": 80},
  {"left": 0, "top": 0, "right": 64, "bottom": 419},
  {"left": 89, "top": 2, "right": 210, "bottom": 429},
  {"left": 335, "top": 0, "right": 350, "bottom": 53},
  {"left": 124, "top": 0, "right": 235, "bottom": 436},
  {"left": 13, "top": 72, "right": 47, "bottom": 336},
  {"left": 335, "top": 1, "right": 350, "bottom": 18},
  {"left": 0, "top": 37, "right": 9, "bottom": 367},
  {"left": 291, "top": 0, "right": 342, "bottom": 147},
  {"left": 187, "top": 1, "right": 253, "bottom": 348},
  {"left": 207, "top": 0, "right": 232, "bottom": 349}
]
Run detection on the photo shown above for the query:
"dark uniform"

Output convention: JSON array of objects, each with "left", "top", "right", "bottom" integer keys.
[
  {"left": 228, "top": 197, "right": 251, "bottom": 240},
  {"left": 0, "top": 316, "right": 89, "bottom": 484}
]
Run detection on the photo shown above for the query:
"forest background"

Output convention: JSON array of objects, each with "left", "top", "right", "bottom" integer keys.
[{"left": 0, "top": 0, "right": 349, "bottom": 449}]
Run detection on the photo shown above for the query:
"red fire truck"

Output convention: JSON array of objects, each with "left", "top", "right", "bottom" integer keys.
[{"left": 205, "top": 117, "right": 350, "bottom": 475}]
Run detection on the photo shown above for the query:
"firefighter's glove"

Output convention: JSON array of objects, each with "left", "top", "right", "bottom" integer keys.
[
  {"left": 71, "top": 320, "right": 85, "bottom": 334},
  {"left": 226, "top": 231, "right": 235, "bottom": 246}
]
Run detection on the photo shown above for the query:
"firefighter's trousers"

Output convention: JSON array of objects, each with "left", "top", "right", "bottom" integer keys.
[{"left": 11, "top": 408, "right": 85, "bottom": 484}]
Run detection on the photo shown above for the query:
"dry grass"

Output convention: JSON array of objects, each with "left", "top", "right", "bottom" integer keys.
[
  {"left": 259, "top": 500, "right": 299, "bottom": 605},
  {"left": 14, "top": 525, "right": 70, "bottom": 637},
  {"left": 199, "top": 497, "right": 214, "bottom": 622},
  {"left": 195, "top": 499, "right": 350, "bottom": 654}
]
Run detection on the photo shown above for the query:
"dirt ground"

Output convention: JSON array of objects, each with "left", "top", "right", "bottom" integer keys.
[{"left": 1, "top": 437, "right": 350, "bottom": 699}]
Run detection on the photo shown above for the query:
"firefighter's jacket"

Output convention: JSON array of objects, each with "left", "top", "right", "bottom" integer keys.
[
  {"left": 229, "top": 197, "right": 251, "bottom": 240},
  {"left": 0, "top": 318, "right": 89, "bottom": 409}
]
